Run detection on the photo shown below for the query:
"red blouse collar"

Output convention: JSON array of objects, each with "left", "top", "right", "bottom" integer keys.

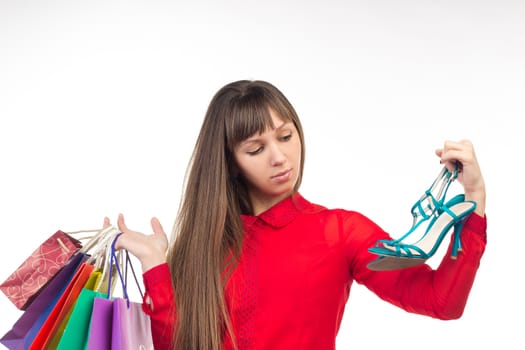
[{"left": 241, "top": 192, "right": 322, "bottom": 228}]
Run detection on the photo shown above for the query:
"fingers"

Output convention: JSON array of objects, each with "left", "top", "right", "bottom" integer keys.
[
  {"left": 110, "top": 215, "right": 169, "bottom": 269},
  {"left": 436, "top": 140, "right": 475, "bottom": 171},
  {"left": 117, "top": 213, "right": 129, "bottom": 233},
  {"left": 103, "top": 216, "right": 111, "bottom": 227},
  {"left": 441, "top": 140, "right": 473, "bottom": 159},
  {"left": 117, "top": 214, "right": 166, "bottom": 237},
  {"left": 151, "top": 217, "right": 166, "bottom": 236}
]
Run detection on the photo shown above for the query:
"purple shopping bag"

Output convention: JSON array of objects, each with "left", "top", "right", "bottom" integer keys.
[
  {"left": 0, "top": 252, "right": 87, "bottom": 350},
  {"left": 87, "top": 297, "right": 113, "bottom": 350},
  {"left": 87, "top": 297, "right": 154, "bottom": 350},
  {"left": 112, "top": 297, "right": 153, "bottom": 350}
]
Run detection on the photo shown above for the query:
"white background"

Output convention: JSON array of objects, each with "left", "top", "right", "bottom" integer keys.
[{"left": 1, "top": 0, "right": 523, "bottom": 349}]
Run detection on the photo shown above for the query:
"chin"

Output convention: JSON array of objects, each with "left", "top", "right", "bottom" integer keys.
[{"left": 273, "top": 187, "right": 295, "bottom": 198}]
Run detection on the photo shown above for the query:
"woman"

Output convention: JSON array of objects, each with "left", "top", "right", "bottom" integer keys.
[{"left": 108, "top": 80, "right": 487, "bottom": 350}]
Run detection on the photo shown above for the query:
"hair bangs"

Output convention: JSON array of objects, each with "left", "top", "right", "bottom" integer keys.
[{"left": 225, "top": 91, "right": 291, "bottom": 150}]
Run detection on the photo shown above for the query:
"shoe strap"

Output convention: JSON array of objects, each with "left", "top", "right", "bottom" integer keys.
[{"left": 410, "top": 164, "right": 459, "bottom": 224}]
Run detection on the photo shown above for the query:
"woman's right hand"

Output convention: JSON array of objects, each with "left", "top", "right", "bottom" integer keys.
[
  {"left": 435, "top": 139, "right": 486, "bottom": 217},
  {"left": 103, "top": 214, "right": 169, "bottom": 273}
]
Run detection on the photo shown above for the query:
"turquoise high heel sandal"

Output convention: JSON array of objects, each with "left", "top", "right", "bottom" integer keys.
[
  {"left": 367, "top": 164, "right": 476, "bottom": 271},
  {"left": 373, "top": 166, "right": 464, "bottom": 251}
]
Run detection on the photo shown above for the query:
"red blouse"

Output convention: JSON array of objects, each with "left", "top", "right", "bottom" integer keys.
[{"left": 142, "top": 193, "right": 487, "bottom": 350}]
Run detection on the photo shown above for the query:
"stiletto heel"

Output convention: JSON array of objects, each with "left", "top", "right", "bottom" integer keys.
[
  {"left": 451, "top": 220, "right": 465, "bottom": 258},
  {"left": 367, "top": 164, "right": 476, "bottom": 271}
]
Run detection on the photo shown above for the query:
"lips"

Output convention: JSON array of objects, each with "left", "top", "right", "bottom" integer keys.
[{"left": 271, "top": 169, "right": 292, "bottom": 183}]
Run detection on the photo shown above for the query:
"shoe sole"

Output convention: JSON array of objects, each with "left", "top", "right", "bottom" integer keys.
[{"left": 366, "top": 256, "right": 427, "bottom": 271}]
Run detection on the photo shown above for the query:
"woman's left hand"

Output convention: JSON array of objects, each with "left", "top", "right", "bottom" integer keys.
[{"left": 103, "top": 214, "right": 169, "bottom": 273}]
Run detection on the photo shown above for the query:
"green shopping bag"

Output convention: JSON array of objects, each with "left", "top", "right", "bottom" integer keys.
[
  {"left": 56, "top": 288, "right": 104, "bottom": 350},
  {"left": 55, "top": 270, "right": 103, "bottom": 350}
]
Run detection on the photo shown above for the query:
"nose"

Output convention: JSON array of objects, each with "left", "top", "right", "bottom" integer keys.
[{"left": 269, "top": 142, "right": 286, "bottom": 166}]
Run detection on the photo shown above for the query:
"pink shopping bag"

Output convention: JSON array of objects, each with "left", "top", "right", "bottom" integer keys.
[{"left": 0, "top": 230, "right": 82, "bottom": 310}]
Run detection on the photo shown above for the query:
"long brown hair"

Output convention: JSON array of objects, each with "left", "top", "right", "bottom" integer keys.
[{"left": 167, "top": 80, "right": 305, "bottom": 349}]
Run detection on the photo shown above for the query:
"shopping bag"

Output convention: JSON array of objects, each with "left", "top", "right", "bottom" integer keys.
[
  {"left": 0, "top": 252, "right": 87, "bottom": 350},
  {"left": 112, "top": 297, "right": 154, "bottom": 350},
  {"left": 87, "top": 297, "right": 114, "bottom": 350},
  {"left": 87, "top": 297, "right": 154, "bottom": 350},
  {"left": 56, "top": 287, "right": 103, "bottom": 350},
  {"left": 87, "top": 233, "right": 154, "bottom": 350},
  {"left": 55, "top": 270, "right": 103, "bottom": 350},
  {"left": 0, "top": 230, "right": 82, "bottom": 310},
  {"left": 28, "top": 260, "right": 94, "bottom": 349},
  {"left": 27, "top": 226, "right": 123, "bottom": 349}
]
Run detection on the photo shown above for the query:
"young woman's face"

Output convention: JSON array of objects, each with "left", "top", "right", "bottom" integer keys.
[{"left": 234, "top": 109, "right": 302, "bottom": 215}]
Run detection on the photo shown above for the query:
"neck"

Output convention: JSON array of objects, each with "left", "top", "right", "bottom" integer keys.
[{"left": 250, "top": 191, "right": 294, "bottom": 215}]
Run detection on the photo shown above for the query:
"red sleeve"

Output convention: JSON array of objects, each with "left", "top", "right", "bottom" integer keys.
[
  {"left": 346, "top": 211, "right": 487, "bottom": 320},
  {"left": 142, "top": 263, "right": 176, "bottom": 349}
]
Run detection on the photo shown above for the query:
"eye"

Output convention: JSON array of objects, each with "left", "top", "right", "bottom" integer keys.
[
  {"left": 281, "top": 133, "right": 292, "bottom": 141},
  {"left": 247, "top": 146, "right": 263, "bottom": 155}
]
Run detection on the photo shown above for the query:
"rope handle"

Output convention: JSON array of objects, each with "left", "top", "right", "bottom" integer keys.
[{"left": 107, "top": 232, "right": 144, "bottom": 307}]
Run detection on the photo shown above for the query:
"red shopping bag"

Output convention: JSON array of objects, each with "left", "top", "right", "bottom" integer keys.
[{"left": 0, "top": 230, "right": 82, "bottom": 310}]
